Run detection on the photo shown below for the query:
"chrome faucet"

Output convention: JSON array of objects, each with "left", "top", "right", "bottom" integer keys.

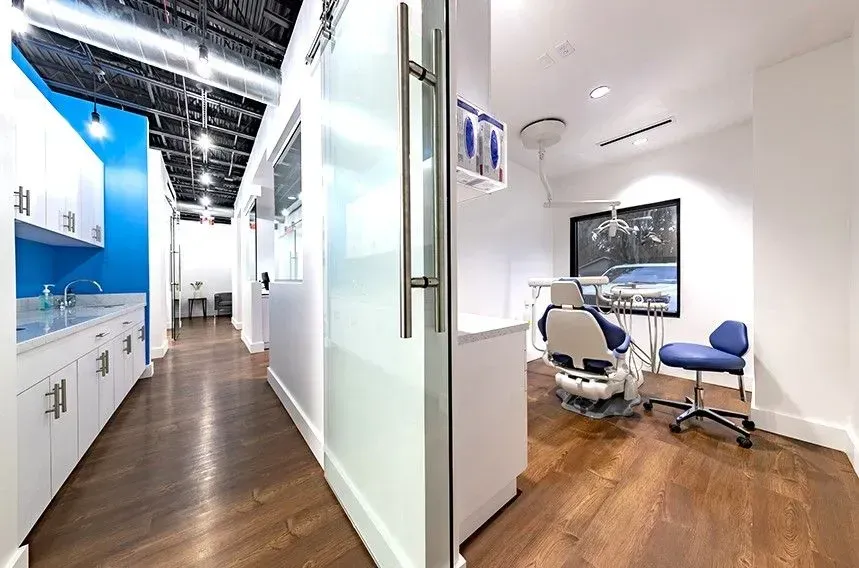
[{"left": 63, "top": 279, "right": 103, "bottom": 309}]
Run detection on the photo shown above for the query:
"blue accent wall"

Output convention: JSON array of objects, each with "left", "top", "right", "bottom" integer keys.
[{"left": 12, "top": 46, "right": 152, "bottom": 363}]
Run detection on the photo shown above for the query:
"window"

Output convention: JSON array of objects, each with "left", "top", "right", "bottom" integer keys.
[
  {"left": 273, "top": 126, "right": 302, "bottom": 281},
  {"left": 570, "top": 198, "right": 680, "bottom": 316}
]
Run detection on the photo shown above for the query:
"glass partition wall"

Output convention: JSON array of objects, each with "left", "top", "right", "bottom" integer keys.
[
  {"left": 320, "top": 0, "right": 452, "bottom": 566},
  {"left": 273, "top": 126, "right": 303, "bottom": 281}
]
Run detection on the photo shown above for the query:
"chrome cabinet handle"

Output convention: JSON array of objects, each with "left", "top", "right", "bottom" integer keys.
[
  {"left": 23, "top": 189, "right": 30, "bottom": 216},
  {"left": 45, "top": 385, "right": 60, "bottom": 419},
  {"left": 122, "top": 321, "right": 132, "bottom": 325},
  {"left": 124, "top": 335, "right": 132, "bottom": 354},
  {"left": 396, "top": 3, "right": 445, "bottom": 338},
  {"left": 60, "top": 378, "right": 67, "bottom": 413},
  {"left": 62, "top": 211, "right": 72, "bottom": 231},
  {"left": 96, "top": 331, "right": 108, "bottom": 338},
  {"left": 104, "top": 349, "right": 110, "bottom": 374},
  {"left": 138, "top": 326, "right": 145, "bottom": 341},
  {"left": 13, "top": 186, "right": 22, "bottom": 213},
  {"left": 97, "top": 351, "right": 106, "bottom": 376}
]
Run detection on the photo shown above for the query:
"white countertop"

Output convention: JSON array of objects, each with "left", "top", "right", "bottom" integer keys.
[
  {"left": 457, "top": 313, "right": 529, "bottom": 346},
  {"left": 17, "top": 301, "right": 146, "bottom": 354}
]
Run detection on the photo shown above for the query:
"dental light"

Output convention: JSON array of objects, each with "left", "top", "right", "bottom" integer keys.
[{"left": 520, "top": 118, "right": 629, "bottom": 238}]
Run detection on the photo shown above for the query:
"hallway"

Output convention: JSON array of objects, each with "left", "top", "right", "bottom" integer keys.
[{"left": 26, "top": 319, "right": 373, "bottom": 568}]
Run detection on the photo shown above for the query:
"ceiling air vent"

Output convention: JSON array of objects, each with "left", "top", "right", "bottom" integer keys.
[{"left": 599, "top": 118, "right": 674, "bottom": 147}]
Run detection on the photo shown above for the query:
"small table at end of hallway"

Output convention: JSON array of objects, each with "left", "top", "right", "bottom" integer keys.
[{"left": 188, "top": 297, "right": 208, "bottom": 319}]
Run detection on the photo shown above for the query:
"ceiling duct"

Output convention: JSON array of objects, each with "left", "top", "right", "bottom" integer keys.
[
  {"left": 177, "top": 202, "right": 234, "bottom": 218},
  {"left": 599, "top": 118, "right": 674, "bottom": 147},
  {"left": 23, "top": 0, "right": 282, "bottom": 106}
]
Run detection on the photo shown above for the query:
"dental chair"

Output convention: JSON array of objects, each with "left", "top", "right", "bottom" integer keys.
[
  {"left": 643, "top": 320, "right": 756, "bottom": 448},
  {"left": 539, "top": 281, "right": 642, "bottom": 418}
]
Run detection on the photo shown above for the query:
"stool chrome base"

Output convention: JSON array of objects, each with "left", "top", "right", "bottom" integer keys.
[{"left": 643, "top": 371, "right": 755, "bottom": 448}]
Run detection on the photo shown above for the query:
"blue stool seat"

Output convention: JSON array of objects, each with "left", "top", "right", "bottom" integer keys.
[{"left": 660, "top": 343, "right": 746, "bottom": 373}]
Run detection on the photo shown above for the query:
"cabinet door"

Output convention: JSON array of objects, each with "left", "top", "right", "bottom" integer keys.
[
  {"left": 123, "top": 332, "right": 135, "bottom": 395},
  {"left": 99, "top": 343, "right": 116, "bottom": 427},
  {"left": 44, "top": 113, "right": 81, "bottom": 236},
  {"left": 133, "top": 322, "right": 146, "bottom": 381},
  {"left": 78, "top": 145, "right": 105, "bottom": 247},
  {"left": 111, "top": 336, "right": 127, "bottom": 409},
  {"left": 49, "top": 363, "right": 79, "bottom": 496},
  {"left": 77, "top": 347, "right": 103, "bottom": 457},
  {"left": 17, "top": 378, "right": 53, "bottom": 543},
  {"left": 12, "top": 69, "right": 48, "bottom": 227}
]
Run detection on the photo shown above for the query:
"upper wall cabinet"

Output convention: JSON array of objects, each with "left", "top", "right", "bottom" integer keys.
[{"left": 11, "top": 66, "right": 105, "bottom": 249}]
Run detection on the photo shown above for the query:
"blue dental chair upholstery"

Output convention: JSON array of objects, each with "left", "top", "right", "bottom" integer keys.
[{"left": 645, "top": 320, "right": 755, "bottom": 448}]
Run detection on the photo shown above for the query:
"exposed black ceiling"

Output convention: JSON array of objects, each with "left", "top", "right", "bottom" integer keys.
[{"left": 13, "top": 0, "right": 303, "bottom": 209}]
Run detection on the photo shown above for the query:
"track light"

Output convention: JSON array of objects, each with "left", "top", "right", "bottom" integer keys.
[
  {"left": 197, "top": 44, "right": 211, "bottom": 78},
  {"left": 11, "top": 0, "right": 29, "bottom": 34},
  {"left": 198, "top": 131, "right": 212, "bottom": 152},
  {"left": 200, "top": 195, "right": 211, "bottom": 207},
  {"left": 88, "top": 108, "right": 106, "bottom": 139},
  {"left": 200, "top": 171, "right": 212, "bottom": 186}
]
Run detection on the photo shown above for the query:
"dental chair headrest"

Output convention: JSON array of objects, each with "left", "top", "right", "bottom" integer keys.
[{"left": 551, "top": 280, "right": 585, "bottom": 308}]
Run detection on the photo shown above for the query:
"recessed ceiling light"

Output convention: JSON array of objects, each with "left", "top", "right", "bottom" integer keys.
[
  {"left": 200, "top": 195, "right": 211, "bottom": 207},
  {"left": 633, "top": 137, "right": 648, "bottom": 146},
  {"left": 288, "top": 196, "right": 297, "bottom": 201},
  {"left": 589, "top": 86, "right": 611, "bottom": 99}
]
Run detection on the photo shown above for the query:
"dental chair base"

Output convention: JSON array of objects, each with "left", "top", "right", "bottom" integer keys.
[
  {"left": 556, "top": 388, "right": 641, "bottom": 419},
  {"left": 644, "top": 371, "right": 755, "bottom": 448},
  {"left": 549, "top": 358, "right": 642, "bottom": 419}
]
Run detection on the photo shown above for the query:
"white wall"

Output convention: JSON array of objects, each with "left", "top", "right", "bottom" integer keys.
[
  {"left": 457, "top": 160, "right": 553, "bottom": 360},
  {"left": 753, "top": 38, "right": 854, "bottom": 450},
  {"left": 177, "top": 220, "right": 234, "bottom": 318},
  {"left": 147, "top": 150, "right": 172, "bottom": 358},
  {"left": 238, "top": 0, "right": 325, "bottom": 462},
  {"left": 1, "top": 7, "right": 25, "bottom": 568},
  {"left": 550, "top": 122, "right": 754, "bottom": 387}
]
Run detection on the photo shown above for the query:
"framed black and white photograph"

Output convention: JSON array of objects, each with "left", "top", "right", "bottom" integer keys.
[{"left": 570, "top": 198, "right": 680, "bottom": 316}]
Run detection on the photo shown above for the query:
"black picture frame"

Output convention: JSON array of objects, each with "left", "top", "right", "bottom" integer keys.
[{"left": 570, "top": 198, "right": 681, "bottom": 318}]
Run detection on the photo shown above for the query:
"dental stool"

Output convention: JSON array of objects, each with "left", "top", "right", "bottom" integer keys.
[
  {"left": 644, "top": 320, "right": 756, "bottom": 448},
  {"left": 540, "top": 281, "right": 642, "bottom": 418}
]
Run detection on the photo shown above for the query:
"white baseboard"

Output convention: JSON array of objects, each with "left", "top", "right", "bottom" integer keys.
[
  {"left": 267, "top": 368, "right": 323, "bottom": 466},
  {"left": 231, "top": 317, "right": 242, "bottom": 330},
  {"left": 5, "top": 546, "right": 27, "bottom": 568},
  {"left": 141, "top": 363, "right": 154, "bottom": 379},
  {"left": 151, "top": 340, "right": 169, "bottom": 359},
  {"left": 752, "top": 407, "right": 850, "bottom": 453},
  {"left": 848, "top": 426, "right": 859, "bottom": 478},
  {"left": 326, "top": 452, "right": 413, "bottom": 568},
  {"left": 241, "top": 333, "right": 265, "bottom": 353}
]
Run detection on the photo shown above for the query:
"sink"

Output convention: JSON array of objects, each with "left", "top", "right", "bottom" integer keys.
[{"left": 98, "top": 304, "right": 124, "bottom": 308}]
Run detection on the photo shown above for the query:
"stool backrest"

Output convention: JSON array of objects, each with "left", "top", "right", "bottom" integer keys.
[{"left": 709, "top": 320, "right": 749, "bottom": 356}]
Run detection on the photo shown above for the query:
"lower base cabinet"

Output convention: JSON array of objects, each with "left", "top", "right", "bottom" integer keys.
[{"left": 17, "top": 312, "right": 146, "bottom": 542}]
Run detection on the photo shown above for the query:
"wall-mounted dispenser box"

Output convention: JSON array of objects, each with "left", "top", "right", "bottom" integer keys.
[{"left": 456, "top": 96, "right": 508, "bottom": 201}]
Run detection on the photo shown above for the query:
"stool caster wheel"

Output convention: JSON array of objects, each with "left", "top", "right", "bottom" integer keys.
[
  {"left": 643, "top": 400, "right": 653, "bottom": 411},
  {"left": 737, "top": 436, "right": 753, "bottom": 449},
  {"left": 669, "top": 423, "right": 682, "bottom": 434},
  {"left": 742, "top": 419, "right": 756, "bottom": 431}
]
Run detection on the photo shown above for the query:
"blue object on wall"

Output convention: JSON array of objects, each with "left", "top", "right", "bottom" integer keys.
[{"left": 12, "top": 45, "right": 152, "bottom": 363}]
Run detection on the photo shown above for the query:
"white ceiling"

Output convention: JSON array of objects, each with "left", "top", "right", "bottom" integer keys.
[{"left": 491, "top": 0, "right": 858, "bottom": 177}]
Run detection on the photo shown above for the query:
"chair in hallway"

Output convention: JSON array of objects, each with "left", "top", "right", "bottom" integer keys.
[
  {"left": 644, "top": 320, "right": 756, "bottom": 448},
  {"left": 214, "top": 292, "right": 232, "bottom": 319}
]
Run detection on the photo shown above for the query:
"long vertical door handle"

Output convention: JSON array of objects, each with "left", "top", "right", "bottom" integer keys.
[
  {"left": 432, "top": 28, "right": 447, "bottom": 333},
  {"left": 397, "top": 2, "right": 413, "bottom": 339}
]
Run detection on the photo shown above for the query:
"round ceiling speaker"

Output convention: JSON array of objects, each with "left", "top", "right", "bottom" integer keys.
[{"left": 519, "top": 118, "right": 567, "bottom": 150}]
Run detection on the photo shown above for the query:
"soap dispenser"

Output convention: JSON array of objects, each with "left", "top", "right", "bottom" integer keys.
[{"left": 40, "top": 284, "right": 55, "bottom": 311}]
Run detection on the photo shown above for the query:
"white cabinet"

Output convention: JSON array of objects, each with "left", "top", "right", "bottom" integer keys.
[
  {"left": 78, "top": 347, "right": 105, "bottom": 456},
  {"left": 17, "top": 379, "right": 52, "bottom": 544},
  {"left": 11, "top": 68, "right": 48, "bottom": 227},
  {"left": 45, "top": 113, "right": 81, "bottom": 238},
  {"left": 79, "top": 146, "right": 105, "bottom": 246},
  {"left": 99, "top": 343, "right": 116, "bottom": 429},
  {"left": 49, "top": 363, "right": 79, "bottom": 496},
  {"left": 133, "top": 322, "right": 146, "bottom": 381},
  {"left": 12, "top": 66, "right": 105, "bottom": 248},
  {"left": 111, "top": 335, "right": 129, "bottom": 409}
]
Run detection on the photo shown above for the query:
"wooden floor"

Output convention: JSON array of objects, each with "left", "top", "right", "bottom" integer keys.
[
  {"left": 27, "top": 318, "right": 374, "bottom": 568},
  {"left": 27, "top": 320, "right": 859, "bottom": 567},
  {"left": 463, "top": 362, "right": 859, "bottom": 567}
]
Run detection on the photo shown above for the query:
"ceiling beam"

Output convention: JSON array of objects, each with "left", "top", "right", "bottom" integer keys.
[
  {"left": 154, "top": 145, "right": 246, "bottom": 169},
  {"left": 20, "top": 37, "right": 264, "bottom": 120},
  {"left": 263, "top": 8, "right": 294, "bottom": 30},
  {"left": 44, "top": 79, "right": 258, "bottom": 141},
  {"left": 150, "top": 129, "right": 252, "bottom": 157}
]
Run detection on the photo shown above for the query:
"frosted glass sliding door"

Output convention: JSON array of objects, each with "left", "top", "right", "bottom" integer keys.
[{"left": 321, "top": 0, "right": 452, "bottom": 566}]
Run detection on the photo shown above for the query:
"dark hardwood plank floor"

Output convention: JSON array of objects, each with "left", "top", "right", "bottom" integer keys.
[
  {"left": 27, "top": 321, "right": 859, "bottom": 568},
  {"left": 462, "top": 362, "right": 859, "bottom": 567},
  {"left": 27, "top": 318, "right": 374, "bottom": 568}
]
